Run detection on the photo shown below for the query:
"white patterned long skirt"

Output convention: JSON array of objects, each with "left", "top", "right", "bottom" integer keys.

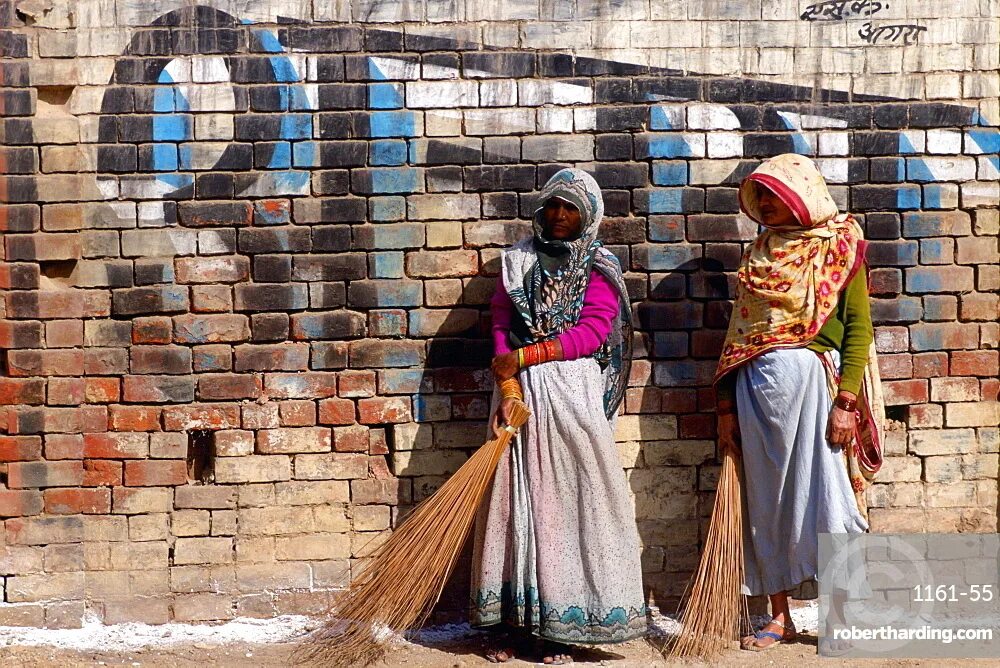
[{"left": 470, "top": 357, "right": 647, "bottom": 644}]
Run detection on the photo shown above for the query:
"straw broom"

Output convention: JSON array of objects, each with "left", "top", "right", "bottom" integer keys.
[
  {"left": 296, "top": 400, "right": 531, "bottom": 667},
  {"left": 666, "top": 448, "right": 750, "bottom": 659}
]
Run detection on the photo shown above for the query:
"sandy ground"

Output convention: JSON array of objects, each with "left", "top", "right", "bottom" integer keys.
[
  {"left": 0, "top": 612, "right": 995, "bottom": 668},
  {"left": 0, "top": 630, "right": 995, "bottom": 667}
]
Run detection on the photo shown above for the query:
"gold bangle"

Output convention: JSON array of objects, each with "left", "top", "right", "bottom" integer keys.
[
  {"left": 517, "top": 348, "right": 525, "bottom": 368},
  {"left": 499, "top": 378, "right": 523, "bottom": 400}
]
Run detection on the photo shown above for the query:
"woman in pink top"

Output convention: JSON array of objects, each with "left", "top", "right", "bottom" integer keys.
[{"left": 471, "top": 169, "right": 646, "bottom": 664}]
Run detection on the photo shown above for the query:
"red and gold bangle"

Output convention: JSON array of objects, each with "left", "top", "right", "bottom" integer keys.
[
  {"left": 523, "top": 344, "right": 538, "bottom": 367},
  {"left": 499, "top": 378, "right": 523, "bottom": 400},
  {"left": 834, "top": 393, "right": 857, "bottom": 412},
  {"left": 516, "top": 341, "right": 559, "bottom": 369}
]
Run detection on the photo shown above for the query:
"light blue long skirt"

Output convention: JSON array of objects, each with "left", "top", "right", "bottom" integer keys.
[{"left": 736, "top": 347, "right": 868, "bottom": 598}]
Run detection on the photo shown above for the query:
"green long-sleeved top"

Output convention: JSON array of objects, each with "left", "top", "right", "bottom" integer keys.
[{"left": 716, "top": 270, "right": 874, "bottom": 402}]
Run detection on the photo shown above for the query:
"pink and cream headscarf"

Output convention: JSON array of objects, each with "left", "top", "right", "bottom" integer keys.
[{"left": 715, "top": 154, "right": 867, "bottom": 383}]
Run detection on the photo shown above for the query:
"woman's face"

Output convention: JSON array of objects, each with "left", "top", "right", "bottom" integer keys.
[
  {"left": 755, "top": 183, "right": 797, "bottom": 227},
  {"left": 542, "top": 197, "right": 582, "bottom": 240}
]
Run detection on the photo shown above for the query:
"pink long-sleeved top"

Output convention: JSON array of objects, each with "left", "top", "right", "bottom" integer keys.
[{"left": 490, "top": 270, "right": 619, "bottom": 360}]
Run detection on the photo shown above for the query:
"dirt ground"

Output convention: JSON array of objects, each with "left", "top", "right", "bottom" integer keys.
[{"left": 0, "top": 629, "right": 994, "bottom": 668}]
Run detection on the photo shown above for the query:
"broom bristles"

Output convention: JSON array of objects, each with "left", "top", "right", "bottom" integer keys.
[
  {"left": 667, "top": 449, "right": 750, "bottom": 659},
  {"left": 296, "top": 401, "right": 531, "bottom": 667}
]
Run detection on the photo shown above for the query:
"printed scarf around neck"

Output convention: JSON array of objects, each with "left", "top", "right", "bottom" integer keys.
[{"left": 716, "top": 154, "right": 867, "bottom": 383}]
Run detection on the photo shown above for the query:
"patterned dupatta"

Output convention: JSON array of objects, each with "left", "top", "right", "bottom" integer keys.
[
  {"left": 715, "top": 154, "right": 868, "bottom": 382},
  {"left": 501, "top": 169, "right": 632, "bottom": 420}
]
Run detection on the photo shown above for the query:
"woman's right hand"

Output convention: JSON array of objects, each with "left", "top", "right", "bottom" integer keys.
[
  {"left": 491, "top": 352, "right": 519, "bottom": 382},
  {"left": 490, "top": 397, "right": 518, "bottom": 438},
  {"left": 717, "top": 413, "right": 741, "bottom": 457}
]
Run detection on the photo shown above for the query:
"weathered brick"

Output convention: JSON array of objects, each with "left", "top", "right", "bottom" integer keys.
[
  {"left": 191, "top": 285, "right": 234, "bottom": 313},
  {"left": 257, "top": 427, "right": 332, "bottom": 454},
  {"left": 162, "top": 404, "right": 241, "bottom": 431},
  {"left": 85, "top": 378, "right": 121, "bottom": 404},
  {"left": 318, "top": 398, "right": 356, "bottom": 425},
  {"left": 289, "top": 311, "right": 366, "bottom": 340},
  {"left": 882, "top": 379, "right": 929, "bottom": 406},
  {"left": 0, "top": 320, "right": 44, "bottom": 348},
  {"left": 46, "top": 378, "right": 85, "bottom": 406},
  {"left": 197, "top": 374, "right": 261, "bottom": 401},
  {"left": 5, "top": 516, "right": 86, "bottom": 545},
  {"left": 234, "top": 343, "right": 310, "bottom": 371},
  {"left": 0, "top": 489, "right": 44, "bottom": 517},
  {"left": 214, "top": 456, "right": 291, "bottom": 483},
  {"left": 173, "top": 593, "right": 234, "bottom": 621},
  {"left": 173, "top": 537, "right": 234, "bottom": 565},
  {"left": 276, "top": 533, "right": 350, "bottom": 560},
  {"left": 392, "top": 450, "right": 467, "bottom": 477},
  {"left": 349, "top": 340, "right": 425, "bottom": 367},
  {"left": 178, "top": 201, "right": 252, "bottom": 227},
  {"left": 234, "top": 284, "right": 308, "bottom": 311},
  {"left": 945, "top": 402, "right": 1000, "bottom": 428},
  {"left": 44, "top": 488, "right": 111, "bottom": 514},
  {"left": 175, "top": 256, "right": 250, "bottom": 284},
  {"left": 267, "top": 401, "right": 308, "bottom": 430},
  {"left": 6, "top": 349, "right": 84, "bottom": 377},
  {"left": 173, "top": 314, "right": 250, "bottom": 344},
  {"left": 905, "top": 266, "right": 975, "bottom": 294},
  {"left": 263, "top": 372, "right": 339, "bottom": 399},
  {"left": 123, "top": 375, "right": 196, "bottom": 403},
  {"left": 109, "top": 405, "right": 162, "bottom": 432},
  {"left": 212, "top": 430, "right": 255, "bottom": 457},
  {"left": 7, "top": 572, "right": 84, "bottom": 603},
  {"left": 124, "top": 460, "right": 187, "bottom": 487},
  {"left": 174, "top": 485, "right": 236, "bottom": 510},
  {"left": 83, "top": 460, "right": 123, "bottom": 487},
  {"left": 82, "top": 432, "right": 149, "bottom": 459},
  {"left": 7, "top": 461, "right": 84, "bottom": 489},
  {"left": 909, "top": 323, "right": 980, "bottom": 351},
  {"left": 405, "top": 250, "right": 479, "bottom": 278},
  {"left": 960, "top": 293, "right": 999, "bottom": 321},
  {"left": 0, "top": 435, "right": 42, "bottom": 462},
  {"left": 357, "top": 397, "right": 412, "bottom": 424},
  {"left": 293, "top": 453, "right": 368, "bottom": 480},
  {"left": 235, "top": 562, "right": 311, "bottom": 593},
  {"left": 290, "top": 254, "right": 367, "bottom": 281},
  {"left": 951, "top": 350, "right": 999, "bottom": 377},
  {"left": 929, "top": 377, "right": 981, "bottom": 402},
  {"left": 5, "top": 233, "right": 81, "bottom": 261}
]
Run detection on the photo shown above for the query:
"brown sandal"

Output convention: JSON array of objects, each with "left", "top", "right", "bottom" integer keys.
[{"left": 740, "top": 618, "right": 797, "bottom": 651}]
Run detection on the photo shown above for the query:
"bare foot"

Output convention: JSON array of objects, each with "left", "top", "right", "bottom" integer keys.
[
  {"left": 541, "top": 640, "right": 573, "bottom": 664},
  {"left": 485, "top": 647, "right": 517, "bottom": 663}
]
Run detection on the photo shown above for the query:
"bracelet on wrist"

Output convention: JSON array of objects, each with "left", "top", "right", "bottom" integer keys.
[
  {"left": 834, "top": 394, "right": 857, "bottom": 412},
  {"left": 499, "top": 377, "right": 523, "bottom": 400}
]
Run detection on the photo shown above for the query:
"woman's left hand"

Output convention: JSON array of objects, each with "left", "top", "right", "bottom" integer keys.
[
  {"left": 491, "top": 352, "right": 519, "bottom": 381},
  {"left": 827, "top": 404, "right": 856, "bottom": 448}
]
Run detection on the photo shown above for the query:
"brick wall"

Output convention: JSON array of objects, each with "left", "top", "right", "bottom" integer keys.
[{"left": 0, "top": 0, "right": 997, "bottom": 627}]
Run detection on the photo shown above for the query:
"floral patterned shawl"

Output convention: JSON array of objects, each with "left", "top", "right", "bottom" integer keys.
[
  {"left": 501, "top": 168, "right": 632, "bottom": 419},
  {"left": 715, "top": 154, "right": 868, "bottom": 383}
]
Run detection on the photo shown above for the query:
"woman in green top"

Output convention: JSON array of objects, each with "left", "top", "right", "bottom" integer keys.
[{"left": 713, "top": 154, "right": 875, "bottom": 651}]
